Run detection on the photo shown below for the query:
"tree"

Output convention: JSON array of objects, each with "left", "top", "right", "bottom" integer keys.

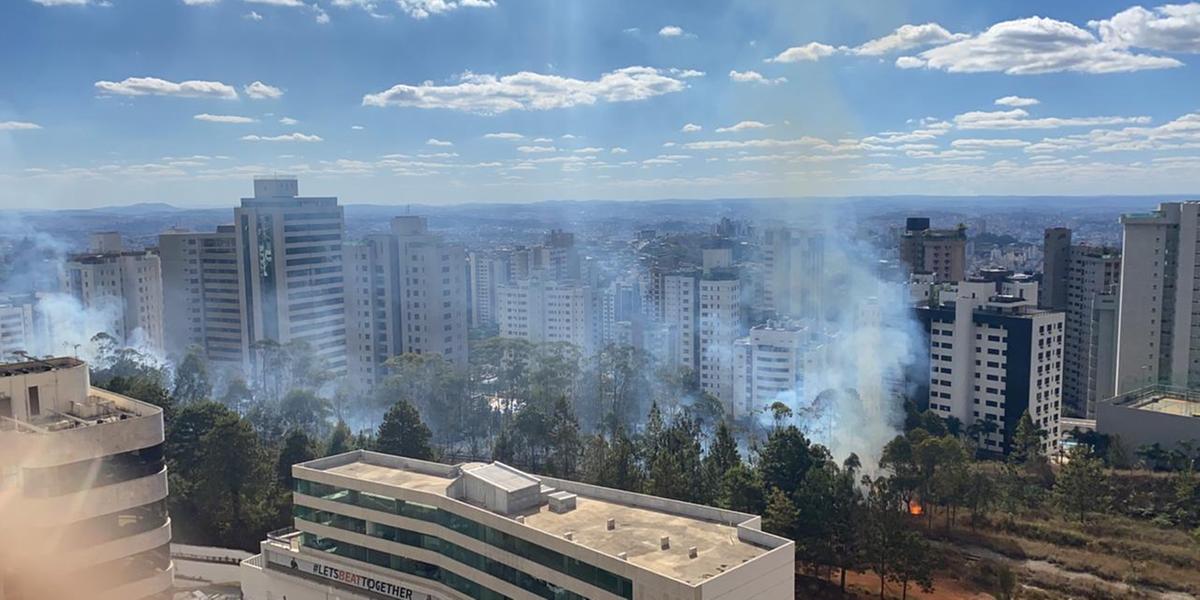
[
  {"left": 173, "top": 347, "right": 212, "bottom": 405},
  {"left": 964, "top": 469, "right": 997, "bottom": 530},
  {"left": 646, "top": 415, "right": 704, "bottom": 503},
  {"left": 103, "top": 374, "right": 176, "bottom": 423},
  {"left": 1010, "top": 411, "right": 1044, "bottom": 466},
  {"left": 762, "top": 487, "right": 800, "bottom": 539},
  {"left": 717, "top": 463, "right": 765, "bottom": 514},
  {"left": 546, "top": 397, "right": 582, "bottom": 478},
  {"left": 220, "top": 377, "right": 254, "bottom": 414},
  {"left": 757, "top": 425, "right": 818, "bottom": 496},
  {"left": 862, "top": 475, "right": 906, "bottom": 600},
  {"left": 890, "top": 531, "right": 936, "bottom": 600},
  {"left": 326, "top": 419, "right": 356, "bottom": 456},
  {"left": 704, "top": 420, "right": 741, "bottom": 489},
  {"left": 1053, "top": 445, "right": 1111, "bottom": 521},
  {"left": 277, "top": 429, "right": 319, "bottom": 489},
  {"left": 375, "top": 399, "right": 435, "bottom": 460},
  {"left": 194, "top": 411, "right": 271, "bottom": 550},
  {"left": 279, "top": 389, "right": 332, "bottom": 437}
]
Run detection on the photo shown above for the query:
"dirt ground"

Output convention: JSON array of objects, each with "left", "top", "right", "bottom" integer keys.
[{"left": 798, "top": 569, "right": 991, "bottom": 600}]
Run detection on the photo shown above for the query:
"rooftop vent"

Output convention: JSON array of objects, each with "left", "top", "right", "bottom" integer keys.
[
  {"left": 564, "top": 531, "right": 574, "bottom": 541},
  {"left": 515, "top": 516, "right": 525, "bottom": 524},
  {"left": 606, "top": 518, "right": 615, "bottom": 531},
  {"left": 660, "top": 536, "right": 670, "bottom": 550},
  {"left": 548, "top": 491, "right": 577, "bottom": 514},
  {"left": 617, "top": 552, "right": 627, "bottom": 560},
  {"left": 688, "top": 546, "right": 698, "bottom": 559}
]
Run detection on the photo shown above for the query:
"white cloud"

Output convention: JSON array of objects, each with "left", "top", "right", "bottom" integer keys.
[
  {"left": 351, "top": 125, "right": 364, "bottom": 130},
  {"left": 683, "top": 137, "right": 825, "bottom": 150},
  {"left": 1091, "top": 3, "right": 1200, "bottom": 52},
  {"left": 241, "top": 132, "right": 323, "bottom": 142},
  {"left": 681, "top": 123, "right": 702, "bottom": 133},
  {"left": 561, "top": 133, "right": 578, "bottom": 139},
  {"left": 314, "top": 4, "right": 330, "bottom": 23},
  {"left": 194, "top": 113, "right": 257, "bottom": 123},
  {"left": 531, "top": 137, "right": 553, "bottom": 143},
  {"left": 766, "top": 42, "right": 837, "bottom": 63},
  {"left": 950, "top": 138, "right": 1030, "bottom": 148},
  {"left": 659, "top": 25, "right": 684, "bottom": 38},
  {"left": 244, "top": 81, "right": 283, "bottom": 100},
  {"left": 95, "top": 77, "right": 239, "bottom": 99},
  {"left": 279, "top": 117, "right": 298, "bottom": 125},
  {"left": 610, "top": 147, "right": 629, "bottom": 154},
  {"left": 995, "top": 95, "right": 1039, "bottom": 107},
  {"left": 426, "top": 138, "right": 453, "bottom": 146},
  {"left": 716, "top": 120, "right": 770, "bottom": 133},
  {"left": 363, "top": 66, "right": 692, "bottom": 115},
  {"left": 393, "top": 0, "right": 496, "bottom": 19},
  {"left": 729, "top": 70, "right": 787, "bottom": 85},
  {"left": 517, "top": 145, "right": 556, "bottom": 153},
  {"left": 851, "top": 23, "right": 967, "bottom": 55},
  {"left": 182, "top": 0, "right": 219, "bottom": 5},
  {"left": 574, "top": 147, "right": 604, "bottom": 154},
  {"left": 31, "top": 0, "right": 89, "bottom": 5},
  {"left": 244, "top": 10, "right": 263, "bottom": 19},
  {"left": 245, "top": 0, "right": 305, "bottom": 5},
  {"left": 954, "top": 108, "right": 1152, "bottom": 129},
  {"left": 484, "top": 132, "right": 524, "bottom": 140},
  {"left": 669, "top": 68, "right": 706, "bottom": 78},
  {"left": 622, "top": 27, "right": 640, "bottom": 35},
  {"left": 897, "top": 16, "right": 1183, "bottom": 75},
  {"left": 0, "top": 121, "right": 42, "bottom": 131}
]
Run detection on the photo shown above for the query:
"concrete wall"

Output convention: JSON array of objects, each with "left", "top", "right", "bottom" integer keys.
[{"left": 1097, "top": 402, "right": 1200, "bottom": 455}]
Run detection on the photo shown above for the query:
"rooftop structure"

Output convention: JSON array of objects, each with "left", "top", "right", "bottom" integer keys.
[
  {"left": 1097, "top": 385, "right": 1200, "bottom": 456},
  {"left": 241, "top": 450, "right": 793, "bottom": 600}
]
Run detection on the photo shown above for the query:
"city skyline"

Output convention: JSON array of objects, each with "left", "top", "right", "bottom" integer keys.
[{"left": 3, "top": 0, "right": 1200, "bottom": 208}]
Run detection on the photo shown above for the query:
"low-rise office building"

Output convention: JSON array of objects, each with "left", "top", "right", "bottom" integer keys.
[
  {"left": 242, "top": 451, "right": 793, "bottom": 600},
  {"left": 1096, "top": 385, "right": 1200, "bottom": 456},
  {"left": 0, "top": 357, "right": 173, "bottom": 600}
]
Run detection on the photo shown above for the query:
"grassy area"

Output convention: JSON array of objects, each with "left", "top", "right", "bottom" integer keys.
[{"left": 932, "top": 511, "right": 1200, "bottom": 597}]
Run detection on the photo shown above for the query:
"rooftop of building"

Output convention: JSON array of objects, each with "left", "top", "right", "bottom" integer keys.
[
  {"left": 0, "top": 356, "right": 83, "bottom": 377},
  {"left": 298, "top": 451, "right": 788, "bottom": 586},
  {"left": 1105, "top": 385, "right": 1200, "bottom": 418}
]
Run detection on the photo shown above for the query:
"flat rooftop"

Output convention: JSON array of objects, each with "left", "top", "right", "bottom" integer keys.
[
  {"left": 0, "top": 357, "right": 83, "bottom": 377},
  {"left": 314, "top": 456, "right": 771, "bottom": 585},
  {"left": 1108, "top": 385, "right": 1200, "bottom": 418}
]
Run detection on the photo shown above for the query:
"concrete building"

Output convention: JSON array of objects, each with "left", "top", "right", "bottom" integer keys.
[
  {"left": 62, "top": 232, "right": 165, "bottom": 352},
  {"left": 1115, "top": 201, "right": 1200, "bottom": 394},
  {"left": 497, "top": 278, "right": 598, "bottom": 356},
  {"left": 241, "top": 450, "right": 793, "bottom": 600},
  {"left": 0, "top": 357, "right": 173, "bottom": 600},
  {"left": 468, "top": 251, "right": 510, "bottom": 329},
  {"left": 235, "top": 177, "right": 347, "bottom": 373},
  {"left": 916, "top": 274, "right": 1065, "bottom": 455},
  {"left": 899, "top": 217, "right": 967, "bottom": 283},
  {"left": 662, "top": 271, "right": 700, "bottom": 372},
  {"left": 344, "top": 217, "right": 470, "bottom": 388},
  {"left": 732, "top": 320, "right": 819, "bottom": 419},
  {"left": 0, "top": 299, "right": 35, "bottom": 361},
  {"left": 1063, "top": 245, "right": 1121, "bottom": 418},
  {"left": 159, "top": 225, "right": 245, "bottom": 366},
  {"left": 1041, "top": 227, "right": 1071, "bottom": 311},
  {"left": 1096, "top": 385, "right": 1200, "bottom": 458},
  {"left": 698, "top": 270, "right": 741, "bottom": 413},
  {"left": 761, "top": 228, "right": 824, "bottom": 319}
]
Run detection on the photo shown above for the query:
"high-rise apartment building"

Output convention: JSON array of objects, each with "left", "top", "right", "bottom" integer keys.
[
  {"left": 0, "top": 358, "right": 173, "bottom": 600},
  {"left": 0, "top": 298, "right": 35, "bottom": 361},
  {"left": 62, "top": 232, "right": 164, "bottom": 351},
  {"left": 1063, "top": 245, "right": 1121, "bottom": 418},
  {"left": 159, "top": 225, "right": 245, "bottom": 366},
  {"left": 761, "top": 228, "right": 824, "bottom": 318},
  {"left": 899, "top": 217, "right": 967, "bottom": 283},
  {"left": 240, "top": 450, "right": 794, "bottom": 600},
  {"left": 1116, "top": 201, "right": 1200, "bottom": 393},
  {"left": 344, "top": 217, "right": 469, "bottom": 388},
  {"left": 235, "top": 177, "right": 347, "bottom": 373},
  {"left": 917, "top": 274, "right": 1064, "bottom": 455},
  {"left": 496, "top": 278, "right": 598, "bottom": 356},
  {"left": 699, "top": 272, "right": 740, "bottom": 412},
  {"left": 732, "top": 320, "right": 821, "bottom": 419},
  {"left": 1041, "top": 227, "right": 1071, "bottom": 311},
  {"left": 662, "top": 271, "right": 699, "bottom": 372}
]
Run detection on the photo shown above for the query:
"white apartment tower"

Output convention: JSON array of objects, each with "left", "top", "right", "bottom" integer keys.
[
  {"left": 159, "top": 225, "right": 245, "bottom": 366},
  {"left": 732, "top": 320, "right": 818, "bottom": 419},
  {"left": 917, "top": 274, "right": 1064, "bottom": 455},
  {"left": 1063, "top": 245, "right": 1121, "bottom": 418},
  {"left": 1116, "top": 201, "right": 1200, "bottom": 394},
  {"left": 62, "top": 232, "right": 164, "bottom": 352},
  {"left": 699, "top": 273, "right": 740, "bottom": 412},
  {"left": 497, "top": 278, "right": 597, "bottom": 356},
  {"left": 0, "top": 300, "right": 35, "bottom": 361},
  {"left": 235, "top": 177, "right": 347, "bottom": 373},
  {"left": 0, "top": 358, "right": 173, "bottom": 600},
  {"left": 344, "top": 216, "right": 469, "bottom": 388}
]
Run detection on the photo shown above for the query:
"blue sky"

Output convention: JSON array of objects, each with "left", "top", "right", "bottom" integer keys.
[{"left": 2, "top": 0, "right": 1200, "bottom": 208}]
